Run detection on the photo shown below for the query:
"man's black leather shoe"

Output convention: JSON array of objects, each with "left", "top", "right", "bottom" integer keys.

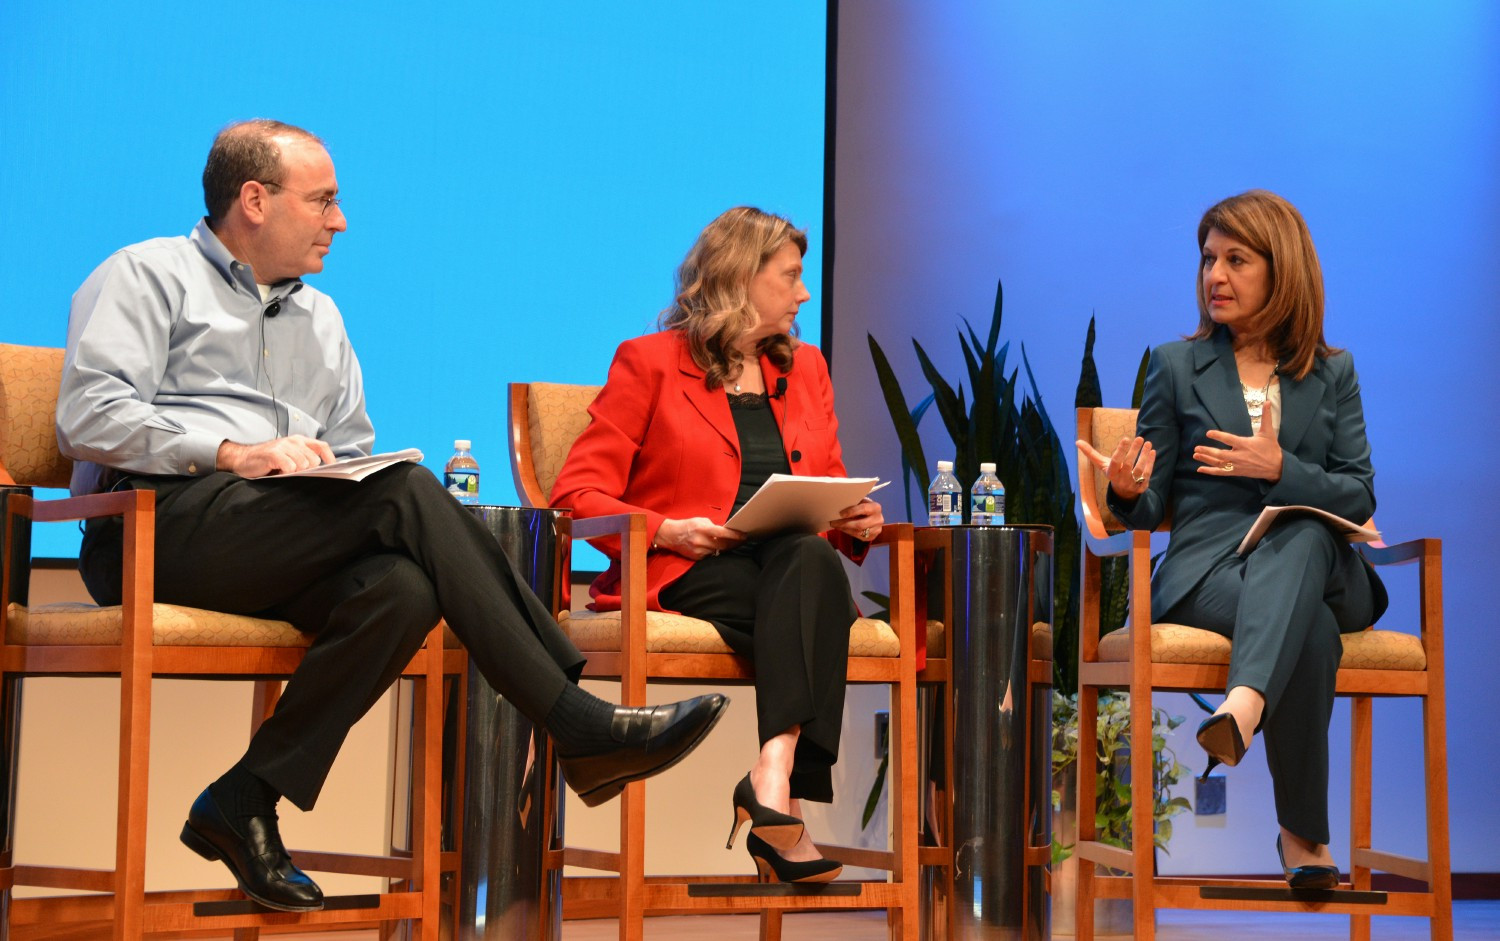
[
  {"left": 559, "top": 693, "right": 729, "bottom": 807},
  {"left": 179, "top": 787, "right": 324, "bottom": 912}
]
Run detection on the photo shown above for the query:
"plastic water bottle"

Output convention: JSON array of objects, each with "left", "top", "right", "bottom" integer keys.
[
  {"left": 444, "top": 439, "right": 480, "bottom": 505},
  {"left": 970, "top": 462, "right": 1005, "bottom": 526},
  {"left": 928, "top": 460, "right": 962, "bottom": 526}
]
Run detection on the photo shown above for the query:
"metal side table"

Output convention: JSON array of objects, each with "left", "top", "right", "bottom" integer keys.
[{"left": 921, "top": 523, "right": 1053, "bottom": 940}]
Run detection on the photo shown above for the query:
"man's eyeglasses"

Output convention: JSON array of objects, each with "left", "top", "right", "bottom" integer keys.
[{"left": 260, "top": 181, "right": 342, "bottom": 216}]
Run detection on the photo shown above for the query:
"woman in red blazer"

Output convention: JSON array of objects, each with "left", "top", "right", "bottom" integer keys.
[{"left": 552, "top": 207, "right": 882, "bottom": 883}]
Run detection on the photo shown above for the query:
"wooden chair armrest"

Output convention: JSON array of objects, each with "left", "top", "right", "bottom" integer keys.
[
  {"left": 868, "top": 522, "right": 913, "bottom": 547},
  {"left": 570, "top": 512, "right": 644, "bottom": 541},
  {"left": 27, "top": 488, "right": 153, "bottom": 523},
  {"left": 1081, "top": 527, "right": 1137, "bottom": 559},
  {"left": 13, "top": 488, "right": 157, "bottom": 652},
  {"left": 1359, "top": 537, "right": 1440, "bottom": 567}
]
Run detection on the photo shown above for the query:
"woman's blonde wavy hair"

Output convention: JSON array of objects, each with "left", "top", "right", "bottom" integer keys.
[
  {"left": 659, "top": 206, "right": 807, "bottom": 389},
  {"left": 1192, "top": 189, "right": 1336, "bottom": 380}
]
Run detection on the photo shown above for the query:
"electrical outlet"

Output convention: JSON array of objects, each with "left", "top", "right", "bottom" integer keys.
[
  {"left": 873, "top": 710, "right": 889, "bottom": 761},
  {"left": 1195, "top": 775, "right": 1226, "bottom": 815}
]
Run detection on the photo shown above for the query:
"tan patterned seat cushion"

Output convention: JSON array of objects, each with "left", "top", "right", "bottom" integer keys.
[
  {"left": 7, "top": 602, "right": 307, "bottom": 646},
  {"left": 0, "top": 344, "right": 72, "bottom": 490},
  {"left": 6, "top": 603, "right": 463, "bottom": 649},
  {"left": 527, "top": 383, "right": 601, "bottom": 500},
  {"left": 1096, "top": 622, "right": 1426, "bottom": 671},
  {"left": 562, "top": 609, "right": 922, "bottom": 658}
]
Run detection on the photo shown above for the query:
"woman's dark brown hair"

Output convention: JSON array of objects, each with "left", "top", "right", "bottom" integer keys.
[{"left": 1192, "top": 189, "right": 1336, "bottom": 379}]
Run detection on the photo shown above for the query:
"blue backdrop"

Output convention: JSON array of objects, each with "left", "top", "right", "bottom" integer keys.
[
  {"left": 829, "top": 0, "right": 1499, "bottom": 874},
  {"left": 0, "top": 2, "right": 827, "bottom": 558}
]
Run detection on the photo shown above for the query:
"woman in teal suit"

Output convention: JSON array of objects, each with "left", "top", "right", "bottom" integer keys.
[{"left": 1078, "top": 190, "right": 1387, "bottom": 889}]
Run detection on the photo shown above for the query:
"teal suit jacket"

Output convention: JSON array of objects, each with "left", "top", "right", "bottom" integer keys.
[{"left": 1107, "top": 327, "right": 1387, "bottom": 623}]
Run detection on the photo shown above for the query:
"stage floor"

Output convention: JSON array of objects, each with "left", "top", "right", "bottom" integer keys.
[
  {"left": 264, "top": 902, "right": 1498, "bottom": 940},
  {"left": 559, "top": 901, "right": 1500, "bottom": 939}
]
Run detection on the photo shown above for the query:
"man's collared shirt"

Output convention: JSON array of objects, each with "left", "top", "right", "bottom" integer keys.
[{"left": 58, "top": 218, "right": 374, "bottom": 495}]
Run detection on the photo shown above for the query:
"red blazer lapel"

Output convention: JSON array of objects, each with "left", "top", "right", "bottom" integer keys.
[{"left": 677, "top": 342, "right": 739, "bottom": 454}]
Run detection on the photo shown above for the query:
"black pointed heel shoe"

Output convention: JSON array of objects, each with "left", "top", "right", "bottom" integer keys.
[
  {"left": 746, "top": 832, "right": 843, "bottom": 884},
  {"left": 1195, "top": 711, "right": 1247, "bottom": 780},
  {"left": 1277, "top": 835, "right": 1340, "bottom": 890},
  {"left": 726, "top": 773, "right": 805, "bottom": 850}
]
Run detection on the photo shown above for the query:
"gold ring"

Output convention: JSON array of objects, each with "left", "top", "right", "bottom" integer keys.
[
  {"left": 1131, "top": 473, "right": 1145, "bottom": 484},
  {"left": 860, "top": 527, "right": 871, "bottom": 540},
  {"left": 1221, "top": 462, "right": 1235, "bottom": 472}
]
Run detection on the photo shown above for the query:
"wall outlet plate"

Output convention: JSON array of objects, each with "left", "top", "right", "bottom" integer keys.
[{"left": 1195, "top": 774, "right": 1226, "bottom": 815}]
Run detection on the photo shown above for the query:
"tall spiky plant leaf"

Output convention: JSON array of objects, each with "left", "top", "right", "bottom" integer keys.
[
  {"left": 913, "top": 339, "right": 969, "bottom": 456},
  {"left": 1076, "top": 316, "right": 1103, "bottom": 410},
  {"left": 1132, "top": 347, "right": 1150, "bottom": 408},
  {"left": 868, "top": 333, "right": 930, "bottom": 517},
  {"left": 986, "top": 278, "right": 1004, "bottom": 352}
]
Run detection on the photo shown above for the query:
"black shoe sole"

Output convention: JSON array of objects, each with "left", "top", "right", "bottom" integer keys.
[
  {"left": 574, "top": 698, "right": 730, "bottom": 807},
  {"left": 1285, "top": 869, "right": 1341, "bottom": 891},
  {"left": 1196, "top": 712, "right": 1246, "bottom": 768},
  {"left": 180, "top": 822, "right": 325, "bottom": 913}
]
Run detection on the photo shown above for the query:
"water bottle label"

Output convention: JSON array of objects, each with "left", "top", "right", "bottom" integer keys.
[
  {"left": 928, "top": 490, "right": 961, "bottom": 526},
  {"left": 444, "top": 471, "right": 479, "bottom": 501}
]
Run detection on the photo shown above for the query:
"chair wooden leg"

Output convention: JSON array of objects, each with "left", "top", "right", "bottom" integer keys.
[
  {"left": 249, "top": 680, "right": 281, "bottom": 735},
  {"left": 1350, "top": 695, "right": 1373, "bottom": 941},
  {"left": 1075, "top": 683, "right": 1098, "bottom": 941},
  {"left": 1424, "top": 691, "right": 1453, "bottom": 941},
  {"left": 114, "top": 643, "right": 152, "bottom": 941},
  {"left": 417, "top": 636, "right": 444, "bottom": 938},
  {"left": 2, "top": 677, "right": 21, "bottom": 941},
  {"left": 618, "top": 779, "right": 645, "bottom": 941},
  {"left": 1130, "top": 686, "right": 1155, "bottom": 941},
  {"left": 759, "top": 909, "right": 783, "bottom": 941}
]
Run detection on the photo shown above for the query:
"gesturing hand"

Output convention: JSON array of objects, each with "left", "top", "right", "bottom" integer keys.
[
  {"left": 1076, "top": 435, "right": 1155, "bottom": 500},
  {"left": 1193, "top": 413, "right": 1283, "bottom": 482},
  {"left": 655, "top": 517, "right": 747, "bottom": 560},
  {"left": 217, "top": 435, "right": 336, "bottom": 478}
]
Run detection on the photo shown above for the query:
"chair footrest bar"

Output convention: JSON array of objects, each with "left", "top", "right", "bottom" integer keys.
[
  {"left": 192, "top": 893, "right": 384, "bottom": 917},
  {"left": 1076, "top": 839, "right": 1134, "bottom": 872},
  {"left": 1198, "top": 886, "right": 1388, "bottom": 905},
  {"left": 1351, "top": 847, "right": 1432, "bottom": 883},
  {"left": 686, "top": 882, "right": 864, "bottom": 897}
]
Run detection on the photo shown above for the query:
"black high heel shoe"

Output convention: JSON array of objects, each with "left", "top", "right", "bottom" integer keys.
[
  {"left": 1276, "top": 835, "right": 1340, "bottom": 890},
  {"left": 1195, "top": 712, "right": 1247, "bottom": 781},
  {"left": 746, "top": 832, "right": 843, "bottom": 884},
  {"left": 725, "top": 773, "right": 803, "bottom": 849}
]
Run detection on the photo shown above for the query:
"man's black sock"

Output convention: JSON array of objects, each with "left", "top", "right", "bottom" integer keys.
[
  {"left": 545, "top": 682, "right": 620, "bottom": 757},
  {"left": 209, "top": 761, "right": 281, "bottom": 824}
]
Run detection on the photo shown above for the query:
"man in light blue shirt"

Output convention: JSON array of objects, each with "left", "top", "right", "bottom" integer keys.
[{"left": 58, "top": 120, "right": 727, "bottom": 913}]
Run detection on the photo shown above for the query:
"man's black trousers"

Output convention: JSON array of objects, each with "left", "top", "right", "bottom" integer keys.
[{"left": 80, "top": 463, "right": 585, "bottom": 810}]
